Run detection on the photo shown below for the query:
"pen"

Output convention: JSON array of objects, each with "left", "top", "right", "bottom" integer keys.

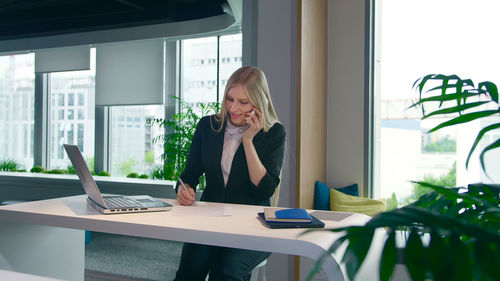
[{"left": 178, "top": 178, "right": 188, "bottom": 192}]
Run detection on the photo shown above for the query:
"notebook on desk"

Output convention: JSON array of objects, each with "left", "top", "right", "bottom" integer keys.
[
  {"left": 257, "top": 213, "right": 325, "bottom": 229},
  {"left": 64, "top": 144, "right": 172, "bottom": 214}
]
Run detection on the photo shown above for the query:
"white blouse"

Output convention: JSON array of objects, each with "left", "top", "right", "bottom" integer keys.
[{"left": 221, "top": 121, "right": 249, "bottom": 187}]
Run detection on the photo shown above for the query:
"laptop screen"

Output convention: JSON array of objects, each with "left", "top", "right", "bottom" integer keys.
[{"left": 64, "top": 144, "right": 107, "bottom": 207}]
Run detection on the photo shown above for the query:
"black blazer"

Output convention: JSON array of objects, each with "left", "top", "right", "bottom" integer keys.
[{"left": 178, "top": 115, "right": 286, "bottom": 206}]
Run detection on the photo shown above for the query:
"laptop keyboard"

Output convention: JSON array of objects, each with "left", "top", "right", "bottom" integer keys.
[{"left": 104, "top": 197, "right": 140, "bottom": 208}]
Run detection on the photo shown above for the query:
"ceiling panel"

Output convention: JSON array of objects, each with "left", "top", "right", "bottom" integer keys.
[{"left": 0, "top": 0, "right": 228, "bottom": 40}]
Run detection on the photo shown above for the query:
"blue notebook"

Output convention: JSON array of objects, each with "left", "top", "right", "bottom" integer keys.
[
  {"left": 263, "top": 208, "right": 313, "bottom": 223},
  {"left": 257, "top": 213, "right": 325, "bottom": 229}
]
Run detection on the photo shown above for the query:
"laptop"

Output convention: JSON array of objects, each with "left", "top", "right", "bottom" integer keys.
[{"left": 64, "top": 144, "right": 172, "bottom": 214}]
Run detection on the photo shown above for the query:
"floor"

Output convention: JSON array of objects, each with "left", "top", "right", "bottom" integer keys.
[{"left": 84, "top": 232, "right": 183, "bottom": 281}]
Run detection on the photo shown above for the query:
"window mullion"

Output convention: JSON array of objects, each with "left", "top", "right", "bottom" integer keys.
[
  {"left": 33, "top": 72, "right": 49, "bottom": 168},
  {"left": 94, "top": 106, "right": 109, "bottom": 174},
  {"left": 216, "top": 36, "right": 220, "bottom": 102}
]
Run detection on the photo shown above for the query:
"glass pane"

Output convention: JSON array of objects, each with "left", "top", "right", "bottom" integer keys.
[
  {"left": 110, "top": 105, "right": 164, "bottom": 177},
  {"left": 181, "top": 37, "right": 218, "bottom": 107},
  {"left": 0, "top": 53, "right": 35, "bottom": 170},
  {"left": 48, "top": 49, "right": 95, "bottom": 170},
  {"left": 219, "top": 33, "right": 242, "bottom": 102},
  {"left": 374, "top": 0, "right": 500, "bottom": 206}
]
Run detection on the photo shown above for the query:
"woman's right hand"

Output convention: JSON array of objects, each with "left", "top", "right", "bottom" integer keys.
[{"left": 177, "top": 183, "right": 196, "bottom": 206}]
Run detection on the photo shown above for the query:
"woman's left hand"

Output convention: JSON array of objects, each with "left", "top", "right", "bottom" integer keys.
[{"left": 242, "top": 107, "right": 263, "bottom": 142}]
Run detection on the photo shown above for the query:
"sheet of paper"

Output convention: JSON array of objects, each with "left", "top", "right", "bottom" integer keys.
[
  {"left": 309, "top": 211, "right": 353, "bottom": 221},
  {"left": 172, "top": 203, "right": 232, "bottom": 216}
]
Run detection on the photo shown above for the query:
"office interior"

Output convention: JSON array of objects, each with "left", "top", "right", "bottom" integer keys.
[
  {"left": 0, "top": 1, "right": 398, "bottom": 280},
  {"left": 3, "top": 0, "right": 497, "bottom": 281}
]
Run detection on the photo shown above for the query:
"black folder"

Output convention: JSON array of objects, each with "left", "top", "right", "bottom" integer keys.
[{"left": 257, "top": 213, "right": 325, "bottom": 229}]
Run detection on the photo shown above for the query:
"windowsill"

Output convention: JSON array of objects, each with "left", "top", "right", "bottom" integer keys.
[
  {"left": 0, "top": 171, "right": 177, "bottom": 202},
  {"left": 0, "top": 171, "right": 176, "bottom": 186}
]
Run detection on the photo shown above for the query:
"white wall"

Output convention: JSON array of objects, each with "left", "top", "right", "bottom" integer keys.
[
  {"left": 257, "top": 0, "right": 298, "bottom": 210},
  {"left": 327, "top": 0, "right": 369, "bottom": 195},
  {"left": 254, "top": 1, "right": 299, "bottom": 280}
]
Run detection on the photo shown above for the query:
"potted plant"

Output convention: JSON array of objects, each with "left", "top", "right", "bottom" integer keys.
[
  {"left": 308, "top": 74, "right": 500, "bottom": 281},
  {"left": 147, "top": 97, "right": 220, "bottom": 186}
]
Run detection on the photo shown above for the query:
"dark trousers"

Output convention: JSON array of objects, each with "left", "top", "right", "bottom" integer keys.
[{"left": 173, "top": 242, "right": 271, "bottom": 281}]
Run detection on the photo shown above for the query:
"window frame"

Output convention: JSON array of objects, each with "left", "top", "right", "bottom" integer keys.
[{"left": 21, "top": 31, "right": 241, "bottom": 180}]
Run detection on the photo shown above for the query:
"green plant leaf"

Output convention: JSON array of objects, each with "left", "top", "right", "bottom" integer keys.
[
  {"left": 412, "top": 190, "right": 439, "bottom": 205},
  {"left": 474, "top": 240, "right": 500, "bottom": 280},
  {"left": 341, "top": 227, "right": 375, "bottom": 280},
  {"left": 404, "top": 230, "right": 426, "bottom": 281},
  {"left": 446, "top": 200, "right": 469, "bottom": 217},
  {"left": 366, "top": 210, "right": 419, "bottom": 229},
  {"left": 479, "top": 81, "right": 499, "bottom": 103},
  {"left": 408, "top": 92, "right": 484, "bottom": 110},
  {"left": 425, "top": 80, "right": 474, "bottom": 99},
  {"left": 479, "top": 139, "right": 500, "bottom": 174},
  {"left": 428, "top": 110, "right": 500, "bottom": 133},
  {"left": 305, "top": 234, "right": 349, "bottom": 281},
  {"left": 412, "top": 74, "right": 432, "bottom": 92},
  {"left": 147, "top": 97, "right": 221, "bottom": 180},
  {"left": 410, "top": 181, "right": 486, "bottom": 207},
  {"left": 466, "top": 123, "right": 500, "bottom": 169},
  {"left": 380, "top": 231, "right": 397, "bottom": 281},
  {"left": 397, "top": 205, "right": 499, "bottom": 243},
  {"left": 421, "top": 101, "right": 491, "bottom": 119},
  {"left": 428, "top": 197, "right": 454, "bottom": 213},
  {"left": 449, "top": 234, "right": 473, "bottom": 281},
  {"left": 427, "top": 231, "right": 448, "bottom": 281}
]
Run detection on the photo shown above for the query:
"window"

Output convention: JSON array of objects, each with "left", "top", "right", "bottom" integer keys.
[
  {"left": 110, "top": 105, "right": 164, "bottom": 177},
  {"left": 48, "top": 49, "right": 95, "bottom": 170},
  {"left": 67, "top": 124, "right": 74, "bottom": 144},
  {"left": 58, "top": 93, "right": 65, "bottom": 106},
  {"left": 0, "top": 32, "right": 242, "bottom": 180},
  {"left": 68, "top": 93, "right": 74, "bottom": 106},
  {"left": 78, "top": 93, "right": 85, "bottom": 106},
  {"left": 181, "top": 37, "right": 218, "bottom": 105},
  {"left": 181, "top": 34, "right": 242, "bottom": 108},
  {"left": 77, "top": 124, "right": 84, "bottom": 151},
  {"left": 373, "top": 0, "right": 500, "bottom": 205},
  {"left": 78, "top": 109, "right": 84, "bottom": 120},
  {"left": 219, "top": 34, "right": 242, "bottom": 99},
  {"left": 107, "top": 33, "right": 242, "bottom": 178},
  {"left": 0, "top": 53, "right": 35, "bottom": 170},
  {"left": 58, "top": 110, "right": 64, "bottom": 120}
]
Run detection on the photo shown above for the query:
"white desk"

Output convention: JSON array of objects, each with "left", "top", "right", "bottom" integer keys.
[{"left": 0, "top": 195, "right": 371, "bottom": 281}]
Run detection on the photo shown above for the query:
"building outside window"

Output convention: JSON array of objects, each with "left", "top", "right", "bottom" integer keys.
[
  {"left": 0, "top": 53, "right": 35, "bottom": 170},
  {"left": 181, "top": 34, "right": 242, "bottom": 110},
  {"left": 373, "top": 0, "right": 500, "bottom": 206},
  {"left": 181, "top": 37, "right": 218, "bottom": 106},
  {"left": 110, "top": 105, "right": 164, "bottom": 177},
  {"left": 48, "top": 49, "right": 95, "bottom": 170},
  {"left": 68, "top": 93, "right": 74, "bottom": 106},
  {"left": 218, "top": 34, "right": 242, "bottom": 99}
]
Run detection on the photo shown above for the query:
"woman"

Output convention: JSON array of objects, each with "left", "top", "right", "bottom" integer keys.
[{"left": 174, "top": 66, "right": 286, "bottom": 281}]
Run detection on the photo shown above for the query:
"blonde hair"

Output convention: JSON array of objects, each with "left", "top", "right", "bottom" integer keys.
[{"left": 213, "top": 66, "right": 280, "bottom": 133}]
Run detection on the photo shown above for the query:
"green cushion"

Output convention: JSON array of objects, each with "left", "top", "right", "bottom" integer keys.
[{"left": 330, "top": 188, "right": 386, "bottom": 217}]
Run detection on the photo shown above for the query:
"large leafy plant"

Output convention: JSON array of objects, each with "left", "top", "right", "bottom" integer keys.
[
  {"left": 412, "top": 74, "right": 499, "bottom": 173},
  {"left": 147, "top": 97, "right": 220, "bottom": 181},
  {"left": 307, "top": 75, "right": 500, "bottom": 281}
]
